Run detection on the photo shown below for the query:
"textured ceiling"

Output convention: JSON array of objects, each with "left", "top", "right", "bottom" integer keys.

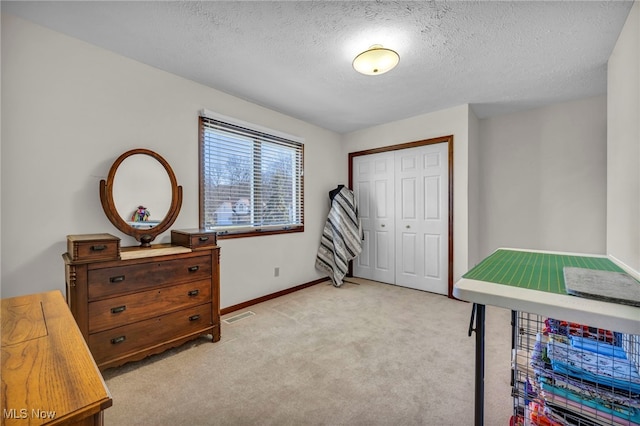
[{"left": 3, "top": 1, "right": 635, "bottom": 134}]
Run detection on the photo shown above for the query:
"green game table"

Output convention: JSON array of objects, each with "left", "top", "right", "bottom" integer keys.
[{"left": 453, "top": 248, "right": 640, "bottom": 426}]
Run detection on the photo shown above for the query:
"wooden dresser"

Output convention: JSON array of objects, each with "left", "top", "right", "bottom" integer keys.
[
  {"left": 63, "top": 230, "right": 220, "bottom": 370},
  {"left": 1, "top": 290, "right": 112, "bottom": 426}
]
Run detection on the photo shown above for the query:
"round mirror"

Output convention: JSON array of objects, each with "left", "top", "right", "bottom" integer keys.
[{"left": 100, "top": 148, "right": 182, "bottom": 247}]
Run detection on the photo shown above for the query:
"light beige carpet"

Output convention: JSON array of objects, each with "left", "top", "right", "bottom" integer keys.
[{"left": 102, "top": 278, "right": 513, "bottom": 425}]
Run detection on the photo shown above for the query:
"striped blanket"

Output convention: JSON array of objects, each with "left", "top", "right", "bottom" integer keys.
[{"left": 315, "top": 187, "right": 363, "bottom": 287}]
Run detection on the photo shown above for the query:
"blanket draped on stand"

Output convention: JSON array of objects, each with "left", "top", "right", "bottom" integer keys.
[{"left": 315, "top": 186, "right": 363, "bottom": 287}]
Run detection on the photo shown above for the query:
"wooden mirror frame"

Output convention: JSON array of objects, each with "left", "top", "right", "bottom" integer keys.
[{"left": 100, "top": 148, "right": 182, "bottom": 247}]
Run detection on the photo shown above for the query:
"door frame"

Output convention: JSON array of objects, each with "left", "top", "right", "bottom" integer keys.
[{"left": 348, "top": 135, "right": 455, "bottom": 298}]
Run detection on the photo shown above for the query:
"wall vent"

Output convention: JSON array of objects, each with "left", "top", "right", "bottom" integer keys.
[{"left": 223, "top": 311, "right": 255, "bottom": 324}]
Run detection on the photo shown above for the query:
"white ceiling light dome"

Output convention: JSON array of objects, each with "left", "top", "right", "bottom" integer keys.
[{"left": 352, "top": 44, "right": 400, "bottom": 75}]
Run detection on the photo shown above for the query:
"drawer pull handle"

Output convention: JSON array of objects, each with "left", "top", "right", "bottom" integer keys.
[
  {"left": 189, "top": 314, "right": 200, "bottom": 322},
  {"left": 111, "top": 336, "right": 126, "bottom": 345},
  {"left": 110, "top": 275, "right": 125, "bottom": 283},
  {"left": 198, "top": 236, "right": 209, "bottom": 242},
  {"left": 188, "top": 289, "right": 199, "bottom": 297},
  {"left": 188, "top": 266, "right": 199, "bottom": 272},
  {"left": 110, "top": 305, "right": 127, "bottom": 314},
  {"left": 91, "top": 245, "right": 106, "bottom": 251}
]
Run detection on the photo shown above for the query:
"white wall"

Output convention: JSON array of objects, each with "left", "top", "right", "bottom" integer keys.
[
  {"left": 607, "top": 0, "right": 640, "bottom": 274},
  {"left": 478, "top": 96, "right": 608, "bottom": 258},
  {"left": 0, "top": 14, "right": 343, "bottom": 306},
  {"left": 341, "top": 104, "right": 471, "bottom": 282}
]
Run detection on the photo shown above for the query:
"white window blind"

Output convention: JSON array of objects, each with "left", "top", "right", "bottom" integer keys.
[{"left": 199, "top": 114, "right": 304, "bottom": 236}]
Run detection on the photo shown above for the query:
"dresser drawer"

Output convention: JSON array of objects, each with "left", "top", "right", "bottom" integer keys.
[
  {"left": 87, "top": 255, "right": 212, "bottom": 299},
  {"left": 89, "top": 303, "right": 212, "bottom": 366},
  {"left": 88, "top": 279, "right": 212, "bottom": 333},
  {"left": 171, "top": 229, "right": 217, "bottom": 250}
]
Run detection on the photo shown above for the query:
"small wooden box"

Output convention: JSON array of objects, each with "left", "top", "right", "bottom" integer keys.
[
  {"left": 171, "top": 229, "right": 217, "bottom": 250},
  {"left": 67, "top": 234, "right": 120, "bottom": 262}
]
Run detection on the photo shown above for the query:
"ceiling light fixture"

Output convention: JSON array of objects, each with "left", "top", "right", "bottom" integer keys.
[{"left": 352, "top": 44, "right": 400, "bottom": 76}]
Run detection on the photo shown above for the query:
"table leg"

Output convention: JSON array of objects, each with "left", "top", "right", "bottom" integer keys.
[{"left": 468, "top": 303, "right": 486, "bottom": 426}]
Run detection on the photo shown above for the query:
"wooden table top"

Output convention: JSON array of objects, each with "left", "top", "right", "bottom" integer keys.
[{"left": 1, "top": 290, "right": 112, "bottom": 425}]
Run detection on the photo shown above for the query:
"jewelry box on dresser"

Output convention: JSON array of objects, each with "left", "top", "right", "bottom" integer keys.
[{"left": 63, "top": 148, "right": 221, "bottom": 370}]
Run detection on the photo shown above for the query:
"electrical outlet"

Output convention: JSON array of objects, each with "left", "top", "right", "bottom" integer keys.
[{"left": 274, "top": 267, "right": 280, "bottom": 277}]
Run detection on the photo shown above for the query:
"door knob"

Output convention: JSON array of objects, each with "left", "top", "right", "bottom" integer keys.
[
  {"left": 381, "top": 224, "right": 385, "bottom": 228},
  {"left": 406, "top": 225, "right": 410, "bottom": 229}
]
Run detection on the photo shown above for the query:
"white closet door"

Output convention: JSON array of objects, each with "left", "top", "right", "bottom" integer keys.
[
  {"left": 395, "top": 143, "right": 448, "bottom": 294},
  {"left": 352, "top": 151, "right": 395, "bottom": 284}
]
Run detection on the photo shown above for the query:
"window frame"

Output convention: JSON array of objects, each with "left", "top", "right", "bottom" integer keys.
[{"left": 198, "top": 110, "right": 304, "bottom": 239}]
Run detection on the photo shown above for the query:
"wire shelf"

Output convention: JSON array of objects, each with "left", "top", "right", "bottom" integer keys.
[{"left": 511, "top": 311, "right": 640, "bottom": 426}]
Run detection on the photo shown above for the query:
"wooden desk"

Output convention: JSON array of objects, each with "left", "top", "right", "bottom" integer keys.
[{"left": 1, "top": 290, "right": 112, "bottom": 426}]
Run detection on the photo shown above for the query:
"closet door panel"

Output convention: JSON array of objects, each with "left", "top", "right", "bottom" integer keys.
[
  {"left": 352, "top": 152, "right": 395, "bottom": 284},
  {"left": 354, "top": 180, "right": 373, "bottom": 279},
  {"left": 395, "top": 148, "right": 423, "bottom": 288},
  {"left": 401, "top": 232, "right": 417, "bottom": 276},
  {"left": 419, "top": 144, "right": 448, "bottom": 294},
  {"left": 398, "top": 173, "right": 419, "bottom": 280},
  {"left": 424, "top": 176, "right": 441, "bottom": 220},
  {"left": 375, "top": 230, "right": 391, "bottom": 271},
  {"left": 358, "top": 181, "right": 371, "bottom": 219},
  {"left": 401, "top": 177, "right": 417, "bottom": 219},
  {"left": 424, "top": 233, "right": 441, "bottom": 278},
  {"left": 395, "top": 143, "right": 448, "bottom": 294}
]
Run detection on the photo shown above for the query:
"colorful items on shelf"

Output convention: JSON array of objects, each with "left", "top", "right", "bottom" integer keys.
[
  {"left": 524, "top": 318, "right": 640, "bottom": 426},
  {"left": 545, "top": 318, "right": 617, "bottom": 344}
]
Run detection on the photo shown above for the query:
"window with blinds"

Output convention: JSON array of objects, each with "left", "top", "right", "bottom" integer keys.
[{"left": 199, "top": 114, "right": 304, "bottom": 237}]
